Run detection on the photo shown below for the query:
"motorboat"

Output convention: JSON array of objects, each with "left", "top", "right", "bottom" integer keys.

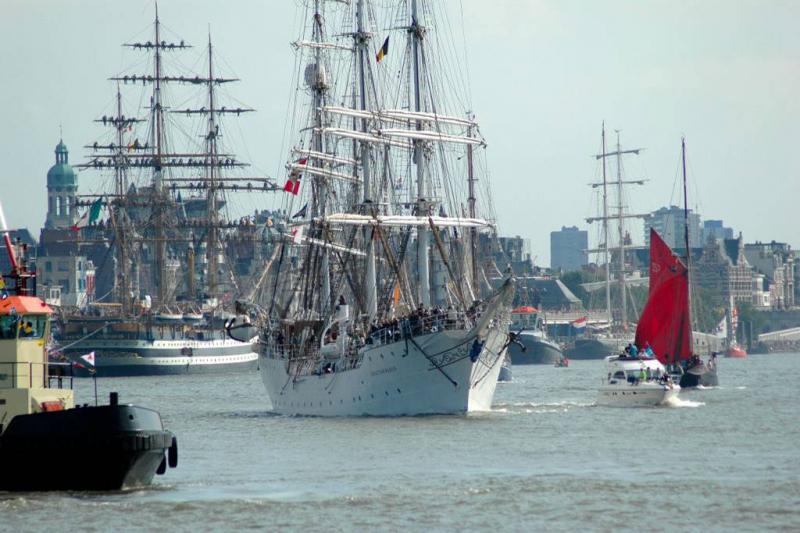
[{"left": 597, "top": 355, "right": 679, "bottom": 407}]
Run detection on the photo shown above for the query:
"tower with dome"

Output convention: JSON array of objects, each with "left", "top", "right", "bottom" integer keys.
[{"left": 44, "top": 140, "right": 78, "bottom": 229}]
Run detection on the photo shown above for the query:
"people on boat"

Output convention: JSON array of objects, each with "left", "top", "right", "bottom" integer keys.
[{"left": 644, "top": 342, "right": 654, "bottom": 358}]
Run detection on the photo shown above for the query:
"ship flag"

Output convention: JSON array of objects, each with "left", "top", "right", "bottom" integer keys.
[
  {"left": 71, "top": 197, "right": 103, "bottom": 231},
  {"left": 292, "top": 203, "right": 308, "bottom": 219},
  {"left": 80, "top": 351, "right": 96, "bottom": 367},
  {"left": 376, "top": 36, "right": 389, "bottom": 63},
  {"left": 571, "top": 316, "right": 587, "bottom": 331}
]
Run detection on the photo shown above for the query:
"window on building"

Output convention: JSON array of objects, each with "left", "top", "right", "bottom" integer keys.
[
  {"left": 45, "top": 261, "right": 52, "bottom": 272},
  {"left": 56, "top": 196, "right": 62, "bottom": 216},
  {"left": 57, "top": 261, "right": 69, "bottom": 272}
]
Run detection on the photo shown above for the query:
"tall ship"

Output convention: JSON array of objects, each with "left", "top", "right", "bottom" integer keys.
[
  {"left": 247, "top": 0, "right": 514, "bottom": 416},
  {"left": 564, "top": 125, "right": 644, "bottom": 359},
  {"left": 51, "top": 10, "right": 273, "bottom": 376}
]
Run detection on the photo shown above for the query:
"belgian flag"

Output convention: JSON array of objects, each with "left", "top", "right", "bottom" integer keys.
[{"left": 376, "top": 36, "right": 389, "bottom": 63}]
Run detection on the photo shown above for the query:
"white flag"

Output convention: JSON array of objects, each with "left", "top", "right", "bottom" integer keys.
[{"left": 80, "top": 351, "right": 96, "bottom": 367}]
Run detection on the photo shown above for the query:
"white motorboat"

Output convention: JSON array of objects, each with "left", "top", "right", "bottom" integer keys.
[{"left": 597, "top": 355, "right": 679, "bottom": 407}]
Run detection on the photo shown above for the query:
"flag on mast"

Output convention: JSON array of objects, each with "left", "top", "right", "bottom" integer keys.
[
  {"left": 71, "top": 197, "right": 103, "bottom": 231},
  {"left": 80, "top": 351, "right": 96, "bottom": 367},
  {"left": 376, "top": 36, "right": 389, "bottom": 63}
]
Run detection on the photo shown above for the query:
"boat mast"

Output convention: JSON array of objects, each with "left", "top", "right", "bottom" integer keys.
[
  {"left": 113, "top": 87, "right": 131, "bottom": 313},
  {"left": 356, "top": 0, "right": 377, "bottom": 319},
  {"left": 615, "top": 131, "right": 627, "bottom": 331},
  {"left": 411, "top": 0, "right": 430, "bottom": 307},
  {"left": 467, "top": 117, "right": 478, "bottom": 296},
  {"left": 153, "top": 6, "right": 167, "bottom": 307},
  {"left": 312, "top": 0, "right": 331, "bottom": 316},
  {"left": 601, "top": 123, "right": 611, "bottom": 327},
  {"left": 205, "top": 33, "right": 219, "bottom": 302},
  {"left": 681, "top": 136, "right": 694, "bottom": 353}
]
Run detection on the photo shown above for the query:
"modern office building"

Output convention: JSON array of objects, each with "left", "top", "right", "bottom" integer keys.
[{"left": 550, "top": 226, "right": 588, "bottom": 271}]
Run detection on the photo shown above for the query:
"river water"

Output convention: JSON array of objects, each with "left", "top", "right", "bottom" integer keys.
[{"left": 2, "top": 353, "right": 799, "bottom": 531}]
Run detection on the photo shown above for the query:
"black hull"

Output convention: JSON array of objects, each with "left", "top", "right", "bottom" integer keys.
[
  {"left": 678, "top": 366, "right": 719, "bottom": 388},
  {"left": 563, "top": 339, "right": 615, "bottom": 360},
  {"left": 508, "top": 336, "right": 563, "bottom": 365},
  {"left": 0, "top": 403, "right": 176, "bottom": 491}
]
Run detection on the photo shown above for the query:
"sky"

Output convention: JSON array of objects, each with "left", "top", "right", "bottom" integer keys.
[{"left": 1, "top": 0, "right": 798, "bottom": 267}]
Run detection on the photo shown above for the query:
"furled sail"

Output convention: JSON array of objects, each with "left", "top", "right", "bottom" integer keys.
[{"left": 635, "top": 228, "right": 692, "bottom": 364}]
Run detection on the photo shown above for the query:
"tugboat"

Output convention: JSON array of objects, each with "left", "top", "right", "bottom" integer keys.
[{"left": 0, "top": 205, "right": 177, "bottom": 491}]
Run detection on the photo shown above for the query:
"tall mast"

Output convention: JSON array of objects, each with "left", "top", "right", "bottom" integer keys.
[
  {"left": 681, "top": 136, "right": 694, "bottom": 351},
  {"left": 467, "top": 117, "right": 478, "bottom": 296},
  {"left": 153, "top": 6, "right": 167, "bottom": 306},
  {"left": 601, "top": 123, "right": 611, "bottom": 326},
  {"left": 206, "top": 33, "right": 218, "bottom": 300},
  {"left": 114, "top": 87, "right": 131, "bottom": 313},
  {"left": 356, "top": 0, "right": 377, "bottom": 318},
  {"left": 411, "top": 0, "right": 430, "bottom": 307},
  {"left": 313, "top": 0, "right": 331, "bottom": 315},
  {"left": 615, "top": 131, "right": 627, "bottom": 331}
]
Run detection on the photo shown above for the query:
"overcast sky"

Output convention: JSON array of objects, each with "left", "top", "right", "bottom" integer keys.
[{"left": 2, "top": 0, "right": 798, "bottom": 266}]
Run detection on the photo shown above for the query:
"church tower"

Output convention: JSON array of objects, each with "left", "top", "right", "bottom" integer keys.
[{"left": 45, "top": 140, "right": 78, "bottom": 229}]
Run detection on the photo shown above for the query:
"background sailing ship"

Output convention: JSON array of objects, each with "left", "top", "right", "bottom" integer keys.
[
  {"left": 244, "top": 0, "right": 514, "bottom": 415},
  {"left": 52, "top": 11, "right": 278, "bottom": 376}
]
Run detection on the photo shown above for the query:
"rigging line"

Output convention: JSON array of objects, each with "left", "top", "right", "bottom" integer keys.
[
  {"left": 428, "top": 218, "right": 467, "bottom": 309},
  {"left": 406, "top": 335, "right": 457, "bottom": 388},
  {"left": 52, "top": 323, "right": 110, "bottom": 352}
]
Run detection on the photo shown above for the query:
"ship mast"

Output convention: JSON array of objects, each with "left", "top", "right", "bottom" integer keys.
[
  {"left": 410, "top": 0, "right": 430, "bottom": 307},
  {"left": 356, "top": 0, "right": 378, "bottom": 318},
  {"left": 312, "top": 0, "right": 331, "bottom": 316},
  {"left": 601, "top": 123, "right": 611, "bottom": 327},
  {"left": 205, "top": 33, "right": 219, "bottom": 301},
  {"left": 467, "top": 117, "right": 478, "bottom": 296},
  {"left": 681, "top": 136, "right": 694, "bottom": 352},
  {"left": 153, "top": 6, "right": 168, "bottom": 307},
  {"left": 588, "top": 129, "right": 644, "bottom": 332},
  {"left": 113, "top": 87, "right": 132, "bottom": 313},
  {"left": 614, "top": 131, "right": 627, "bottom": 331}
]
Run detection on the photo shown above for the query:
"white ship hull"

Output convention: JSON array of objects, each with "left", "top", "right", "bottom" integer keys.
[
  {"left": 260, "top": 326, "right": 508, "bottom": 416},
  {"left": 597, "top": 382, "right": 679, "bottom": 407}
]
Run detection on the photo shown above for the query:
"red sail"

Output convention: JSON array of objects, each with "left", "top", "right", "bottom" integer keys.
[{"left": 635, "top": 229, "right": 692, "bottom": 364}]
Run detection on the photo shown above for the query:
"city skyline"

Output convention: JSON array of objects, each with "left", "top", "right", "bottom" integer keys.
[{"left": 2, "top": 0, "right": 798, "bottom": 266}]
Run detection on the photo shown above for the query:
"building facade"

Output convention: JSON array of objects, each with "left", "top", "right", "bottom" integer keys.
[
  {"left": 643, "top": 206, "right": 702, "bottom": 249},
  {"left": 702, "top": 220, "right": 734, "bottom": 243},
  {"left": 743, "top": 241, "right": 795, "bottom": 309},
  {"left": 550, "top": 226, "right": 588, "bottom": 272},
  {"left": 694, "top": 235, "right": 754, "bottom": 310}
]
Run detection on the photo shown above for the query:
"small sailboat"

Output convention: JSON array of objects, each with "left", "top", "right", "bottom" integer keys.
[{"left": 635, "top": 138, "right": 717, "bottom": 389}]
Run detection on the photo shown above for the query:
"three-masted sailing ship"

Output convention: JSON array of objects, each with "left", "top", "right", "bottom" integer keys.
[
  {"left": 250, "top": 0, "right": 514, "bottom": 415},
  {"left": 566, "top": 125, "right": 645, "bottom": 359},
  {"left": 56, "top": 10, "right": 273, "bottom": 376}
]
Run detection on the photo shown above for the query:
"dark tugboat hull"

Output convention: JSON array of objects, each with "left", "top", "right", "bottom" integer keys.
[
  {"left": 678, "top": 366, "right": 719, "bottom": 388},
  {"left": 0, "top": 403, "right": 177, "bottom": 491},
  {"left": 507, "top": 334, "right": 563, "bottom": 365}
]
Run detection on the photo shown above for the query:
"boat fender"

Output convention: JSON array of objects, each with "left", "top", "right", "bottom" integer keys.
[
  {"left": 168, "top": 436, "right": 178, "bottom": 468},
  {"left": 156, "top": 456, "right": 167, "bottom": 475}
]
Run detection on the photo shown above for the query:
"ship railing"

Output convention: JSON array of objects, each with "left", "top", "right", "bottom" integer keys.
[
  {"left": 0, "top": 362, "right": 74, "bottom": 391},
  {"left": 367, "top": 311, "right": 476, "bottom": 346}
]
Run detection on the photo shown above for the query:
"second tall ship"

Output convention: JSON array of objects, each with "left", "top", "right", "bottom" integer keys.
[{"left": 53, "top": 11, "right": 270, "bottom": 376}]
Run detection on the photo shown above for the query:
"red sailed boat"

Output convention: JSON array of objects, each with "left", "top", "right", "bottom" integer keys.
[
  {"left": 635, "top": 229, "right": 718, "bottom": 388},
  {"left": 634, "top": 139, "right": 718, "bottom": 388}
]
